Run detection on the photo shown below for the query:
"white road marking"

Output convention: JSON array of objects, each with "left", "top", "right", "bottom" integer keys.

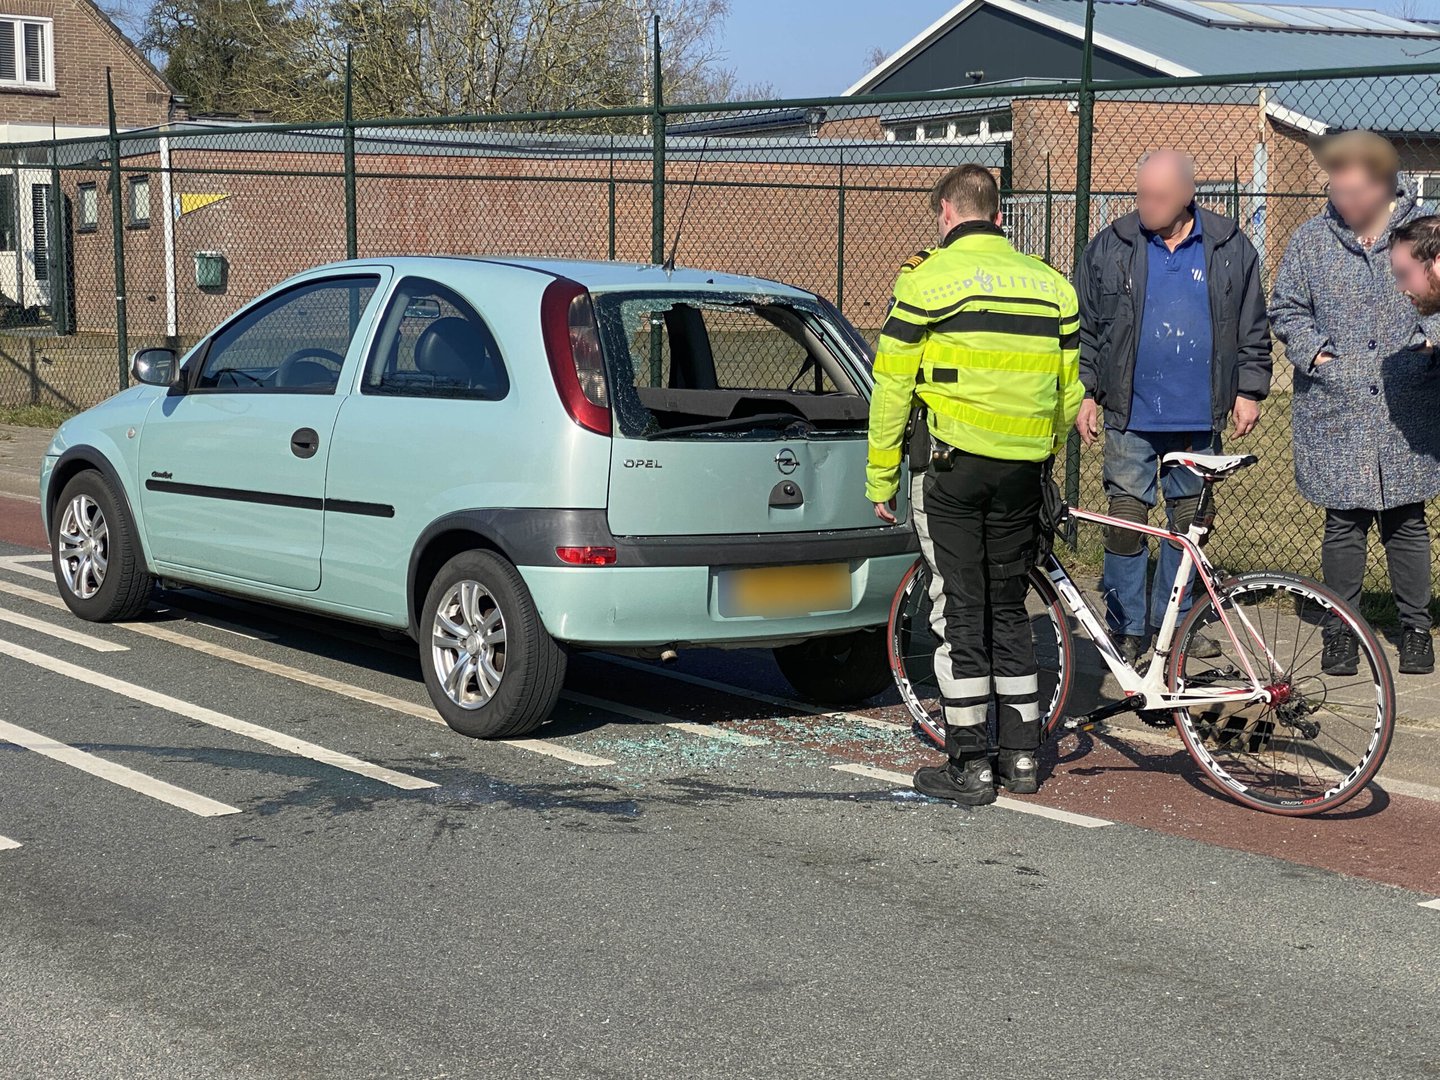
[
  {"left": 124, "top": 619, "right": 443, "bottom": 720},
  {"left": 501, "top": 739, "right": 615, "bottom": 767},
  {"left": 0, "top": 580, "right": 610, "bottom": 768},
  {"left": 0, "top": 578, "right": 65, "bottom": 610},
  {"left": 1419, "top": 898, "right": 1440, "bottom": 911},
  {"left": 158, "top": 611, "right": 279, "bottom": 642},
  {"left": 0, "top": 605, "right": 128, "bottom": 652},
  {"left": 597, "top": 655, "right": 905, "bottom": 731},
  {"left": 0, "top": 636, "right": 437, "bottom": 791},
  {"left": 0, "top": 716, "right": 240, "bottom": 817},
  {"left": 5, "top": 554, "right": 52, "bottom": 565},
  {"left": 563, "top": 691, "right": 767, "bottom": 745},
  {"left": 829, "top": 762, "right": 1114, "bottom": 828},
  {"left": 0, "top": 835, "right": 22, "bottom": 850},
  {"left": 0, "top": 556, "right": 54, "bottom": 582}
]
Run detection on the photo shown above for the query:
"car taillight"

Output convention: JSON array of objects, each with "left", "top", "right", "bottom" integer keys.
[
  {"left": 556, "top": 545, "right": 617, "bottom": 566},
  {"left": 541, "top": 279, "right": 611, "bottom": 435}
]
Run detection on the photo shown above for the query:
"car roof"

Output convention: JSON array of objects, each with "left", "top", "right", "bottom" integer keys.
[{"left": 308, "top": 256, "right": 815, "bottom": 299}]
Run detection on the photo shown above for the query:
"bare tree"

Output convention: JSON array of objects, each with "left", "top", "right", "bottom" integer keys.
[{"left": 141, "top": 0, "right": 763, "bottom": 121}]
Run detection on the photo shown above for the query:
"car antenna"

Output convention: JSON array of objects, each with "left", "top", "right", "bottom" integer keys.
[{"left": 663, "top": 136, "right": 709, "bottom": 273}]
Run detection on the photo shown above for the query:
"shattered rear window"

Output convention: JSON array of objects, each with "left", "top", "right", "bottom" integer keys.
[{"left": 591, "top": 291, "right": 868, "bottom": 440}]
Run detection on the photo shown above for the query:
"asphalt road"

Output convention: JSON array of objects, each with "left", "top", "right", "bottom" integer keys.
[{"left": 0, "top": 533, "right": 1438, "bottom": 1079}]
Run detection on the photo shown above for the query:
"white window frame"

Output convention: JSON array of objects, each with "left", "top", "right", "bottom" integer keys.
[
  {"left": 0, "top": 16, "right": 54, "bottom": 92},
  {"left": 885, "top": 111, "right": 1013, "bottom": 145},
  {"left": 77, "top": 181, "right": 98, "bottom": 231},
  {"left": 128, "top": 174, "right": 151, "bottom": 227},
  {"left": 1406, "top": 172, "right": 1440, "bottom": 206}
]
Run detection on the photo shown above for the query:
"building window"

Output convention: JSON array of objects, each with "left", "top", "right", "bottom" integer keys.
[
  {"left": 888, "top": 110, "right": 1011, "bottom": 145},
  {"left": 128, "top": 175, "right": 150, "bottom": 228},
  {"left": 0, "top": 16, "right": 53, "bottom": 91},
  {"left": 1409, "top": 174, "right": 1440, "bottom": 205},
  {"left": 0, "top": 174, "right": 13, "bottom": 251},
  {"left": 78, "top": 182, "right": 98, "bottom": 232}
]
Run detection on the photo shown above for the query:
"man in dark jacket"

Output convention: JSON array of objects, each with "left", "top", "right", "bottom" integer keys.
[{"left": 1076, "top": 150, "right": 1272, "bottom": 662}]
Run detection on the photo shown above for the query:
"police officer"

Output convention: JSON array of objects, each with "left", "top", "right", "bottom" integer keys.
[{"left": 867, "top": 164, "right": 1082, "bottom": 806}]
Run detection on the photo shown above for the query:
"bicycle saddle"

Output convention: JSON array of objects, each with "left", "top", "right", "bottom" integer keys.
[{"left": 1161, "top": 451, "right": 1258, "bottom": 479}]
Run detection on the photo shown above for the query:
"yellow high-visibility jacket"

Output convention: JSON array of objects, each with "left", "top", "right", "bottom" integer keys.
[{"left": 865, "top": 222, "right": 1083, "bottom": 504}]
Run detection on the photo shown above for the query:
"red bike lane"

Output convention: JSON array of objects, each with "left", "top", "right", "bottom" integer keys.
[{"left": 0, "top": 494, "right": 47, "bottom": 549}]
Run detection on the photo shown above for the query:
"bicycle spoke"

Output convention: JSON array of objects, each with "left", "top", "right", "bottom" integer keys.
[{"left": 1175, "top": 575, "right": 1393, "bottom": 813}]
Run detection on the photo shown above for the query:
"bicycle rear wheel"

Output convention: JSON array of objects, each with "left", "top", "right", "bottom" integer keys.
[
  {"left": 1168, "top": 572, "right": 1396, "bottom": 816},
  {"left": 888, "top": 558, "right": 1074, "bottom": 751}
]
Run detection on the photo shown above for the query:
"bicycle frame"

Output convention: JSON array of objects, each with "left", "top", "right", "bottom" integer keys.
[{"left": 1043, "top": 481, "right": 1280, "bottom": 715}]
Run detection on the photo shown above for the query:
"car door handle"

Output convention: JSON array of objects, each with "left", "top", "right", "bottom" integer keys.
[{"left": 290, "top": 428, "right": 320, "bottom": 459}]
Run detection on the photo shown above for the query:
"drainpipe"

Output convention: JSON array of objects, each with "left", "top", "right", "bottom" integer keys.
[{"left": 159, "top": 134, "right": 176, "bottom": 342}]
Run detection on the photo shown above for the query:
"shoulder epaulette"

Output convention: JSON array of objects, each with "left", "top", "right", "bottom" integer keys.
[{"left": 900, "top": 248, "right": 934, "bottom": 273}]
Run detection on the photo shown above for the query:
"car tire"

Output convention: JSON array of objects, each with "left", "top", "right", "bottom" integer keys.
[
  {"left": 773, "top": 628, "right": 892, "bottom": 706},
  {"left": 419, "top": 549, "right": 566, "bottom": 739},
  {"left": 50, "top": 470, "right": 153, "bottom": 622}
]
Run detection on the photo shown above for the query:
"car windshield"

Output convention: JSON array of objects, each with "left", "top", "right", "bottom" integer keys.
[{"left": 590, "top": 291, "right": 868, "bottom": 440}]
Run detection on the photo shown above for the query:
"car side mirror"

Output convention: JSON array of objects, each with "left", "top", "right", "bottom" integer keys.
[{"left": 131, "top": 347, "right": 178, "bottom": 387}]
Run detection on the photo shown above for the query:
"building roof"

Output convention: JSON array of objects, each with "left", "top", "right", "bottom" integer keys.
[
  {"left": 77, "top": 122, "right": 1007, "bottom": 170},
  {"left": 851, "top": 0, "right": 1440, "bottom": 95},
  {"left": 847, "top": 0, "right": 1440, "bottom": 134}
]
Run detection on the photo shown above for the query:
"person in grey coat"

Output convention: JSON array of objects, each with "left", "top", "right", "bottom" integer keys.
[{"left": 1270, "top": 129, "right": 1440, "bottom": 676}]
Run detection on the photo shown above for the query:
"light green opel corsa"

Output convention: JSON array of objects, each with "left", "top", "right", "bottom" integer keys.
[{"left": 40, "top": 258, "right": 916, "bottom": 738}]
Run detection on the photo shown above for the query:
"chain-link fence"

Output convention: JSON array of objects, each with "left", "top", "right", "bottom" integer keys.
[{"left": 4, "top": 63, "right": 1440, "bottom": 610}]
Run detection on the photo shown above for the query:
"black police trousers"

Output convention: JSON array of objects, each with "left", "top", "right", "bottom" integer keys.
[{"left": 911, "top": 448, "right": 1043, "bottom": 759}]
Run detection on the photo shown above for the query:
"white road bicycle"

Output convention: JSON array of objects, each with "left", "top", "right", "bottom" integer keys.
[{"left": 888, "top": 452, "right": 1397, "bottom": 817}]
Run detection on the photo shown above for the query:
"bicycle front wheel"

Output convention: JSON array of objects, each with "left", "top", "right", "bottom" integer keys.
[
  {"left": 888, "top": 558, "right": 1074, "bottom": 751},
  {"left": 1168, "top": 572, "right": 1396, "bottom": 816}
]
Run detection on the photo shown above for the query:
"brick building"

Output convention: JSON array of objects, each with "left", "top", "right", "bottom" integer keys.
[
  {"left": 0, "top": 0, "right": 174, "bottom": 316},
  {"left": 14, "top": 0, "right": 1440, "bottom": 413}
]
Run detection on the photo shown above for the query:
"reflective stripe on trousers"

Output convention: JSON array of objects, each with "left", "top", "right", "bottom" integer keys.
[{"left": 909, "top": 464, "right": 1042, "bottom": 753}]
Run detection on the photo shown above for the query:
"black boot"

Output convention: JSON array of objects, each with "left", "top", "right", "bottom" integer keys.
[
  {"left": 1116, "top": 634, "right": 1148, "bottom": 665},
  {"left": 1322, "top": 628, "right": 1359, "bottom": 677},
  {"left": 1400, "top": 628, "right": 1435, "bottom": 675},
  {"left": 1187, "top": 631, "right": 1223, "bottom": 660},
  {"left": 913, "top": 756, "right": 997, "bottom": 806},
  {"left": 997, "top": 748, "right": 1040, "bottom": 794}
]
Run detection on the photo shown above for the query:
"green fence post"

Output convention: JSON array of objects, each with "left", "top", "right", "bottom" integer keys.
[
  {"left": 650, "top": 15, "right": 666, "bottom": 267},
  {"left": 607, "top": 135, "right": 617, "bottom": 261},
  {"left": 344, "top": 45, "right": 358, "bottom": 261},
  {"left": 47, "top": 130, "right": 70, "bottom": 337},
  {"left": 1064, "top": 0, "right": 1097, "bottom": 537},
  {"left": 106, "top": 69, "right": 128, "bottom": 392},
  {"left": 836, "top": 150, "right": 846, "bottom": 311},
  {"left": 1044, "top": 155, "right": 1053, "bottom": 266},
  {"left": 649, "top": 15, "right": 666, "bottom": 385}
]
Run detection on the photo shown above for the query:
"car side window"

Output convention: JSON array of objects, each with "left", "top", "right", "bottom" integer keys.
[
  {"left": 193, "top": 276, "right": 379, "bottom": 393},
  {"left": 362, "top": 277, "right": 510, "bottom": 401}
]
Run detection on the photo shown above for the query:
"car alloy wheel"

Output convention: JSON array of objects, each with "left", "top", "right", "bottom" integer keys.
[
  {"left": 57, "top": 493, "right": 110, "bottom": 600},
  {"left": 431, "top": 579, "right": 508, "bottom": 709}
]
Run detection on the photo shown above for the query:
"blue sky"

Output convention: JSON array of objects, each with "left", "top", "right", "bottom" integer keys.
[{"left": 721, "top": 0, "right": 1440, "bottom": 96}]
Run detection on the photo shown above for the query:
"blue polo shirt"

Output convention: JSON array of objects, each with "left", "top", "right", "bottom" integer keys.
[{"left": 1129, "top": 209, "right": 1213, "bottom": 432}]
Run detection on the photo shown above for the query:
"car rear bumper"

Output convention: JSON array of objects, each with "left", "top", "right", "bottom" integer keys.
[{"left": 520, "top": 552, "right": 917, "bottom": 647}]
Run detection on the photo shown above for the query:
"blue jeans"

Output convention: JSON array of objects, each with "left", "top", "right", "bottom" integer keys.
[{"left": 1100, "top": 428, "right": 1221, "bottom": 638}]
